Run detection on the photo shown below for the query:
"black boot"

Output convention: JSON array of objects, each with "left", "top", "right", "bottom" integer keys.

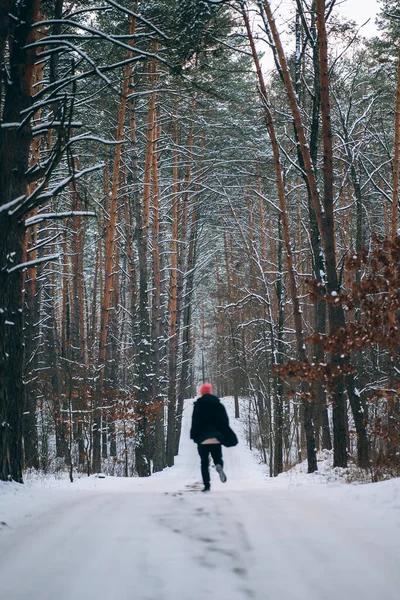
[{"left": 216, "top": 464, "right": 227, "bottom": 483}]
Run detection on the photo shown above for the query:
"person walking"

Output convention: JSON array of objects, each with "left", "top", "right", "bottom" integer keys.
[{"left": 190, "top": 382, "right": 238, "bottom": 492}]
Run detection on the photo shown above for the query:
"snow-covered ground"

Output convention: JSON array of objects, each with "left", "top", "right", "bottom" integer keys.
[{"left": 1, "top": 397, "right": 400, "bottom": 600}]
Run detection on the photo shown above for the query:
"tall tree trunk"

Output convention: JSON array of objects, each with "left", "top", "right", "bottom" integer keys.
[
  {"left": 174, "top": 111, "right": 195, "bottom": 455},
  {"left": 392, "top": 48, "right": 400, "bottom": 244},
  {"left": 95, "top": 15, "right": 136, "bottom": 474},
  {"left": 0, "top": 1, "right": 10, "bottom": 109},
  {"left": 22, "top": 52, "right": 45, "bottom": 471},
  {"left": 315, "top": 0, "right": 369, "bottom": 467},
  {"left": 295, "top": 1, "right": 331, "bottom": 452},
  {"left": 243, "top": 7, "right": 317, "bottom": 472},
  {"left": 385, "top": 47, "right": 400, "bottom": 463},
  {"left": 0, "top": 0, "right": 41, "bottom": 482},
  {"left": 166, "top": 101, "right": 180, "bottom": 468},
  {"left": 224, "top": 230, "right": 240, "bottom": 418},
  {"left": 151, "top": 116, "right": 166, "bottom": 473},
  {"left": 273, "top": 216, "right": 284, "bottom": 475},
  {"left": 123, "top": 138, "right": 137, "bottom": 353},
  {"left": 176, "top": 200, "right": 199, "bottom": 450},
  {"left": 135, "top": 45, "right": 157, "bottom": 477},
  {"left": 22, "top": 227, "right": 40, "bottom": 470}
]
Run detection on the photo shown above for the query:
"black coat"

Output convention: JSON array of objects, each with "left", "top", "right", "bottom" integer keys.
[{"left": 190, "top": 394, "right": 238, "bottom": 447}]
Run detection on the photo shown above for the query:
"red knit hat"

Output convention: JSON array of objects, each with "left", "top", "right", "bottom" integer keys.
[{"left": 200, "top": 382, "right": 212, "bottom": 396}]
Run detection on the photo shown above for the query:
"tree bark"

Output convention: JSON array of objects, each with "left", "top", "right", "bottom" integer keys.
[
  {"left": 243, "top": 7, "right": 317, "bottom": 473},
  {"left": 0, "top": 0, "right": 41, "bottom": 482},
  {"left": 174, "top": 111, "right": 195, "bottom": 455},
  {"left": 95, "top": 15, "right": 136, "bottom": 474},
  {"left": 151, "top": 115, "right": 166, "bottom": 473},
  {"left": 166, "top": 101, "right": 180, "bottom": 468},
  {"left": 315, "top": 0, "right": 369, "bottom": 467},
  {"left": 134, "top": 47, "right": 157, "bottom": 477},
  {"left": 392, "top": 48, "right": 400, "bottom": 243},
  {"left": 176, "top": 202, "right": 199, "bottom": 447}
]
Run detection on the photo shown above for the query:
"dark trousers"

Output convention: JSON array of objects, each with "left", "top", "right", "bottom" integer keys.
[{"left": 197, "top": 444, "right": 223, "bottom": 487}]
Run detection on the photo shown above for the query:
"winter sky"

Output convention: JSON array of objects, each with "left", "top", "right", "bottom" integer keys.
[{"left": 336, "top": 0, "right": 380, "bottom": 38}]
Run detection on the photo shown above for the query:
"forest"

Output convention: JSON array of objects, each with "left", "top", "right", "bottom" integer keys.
[{"left": 0, "top": 0, "right": 399, "bottom": 484}]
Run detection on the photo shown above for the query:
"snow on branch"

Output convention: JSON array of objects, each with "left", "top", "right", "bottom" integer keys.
[
  {"left": 67, "top": 134, "right": 123, "bottom": 146},
  {"left": 8, "top": 163, "right": 104, "bottom": 218},
  {"left": 30, "top": 19, "right": 169, "bottom": 63},
  {"left": 26, "top": 233, "right": 62, "bottom": 253},
  {"left": 25, "top": 211, "right": 96, "bottom": 227},
  {"left": 31, "top": 121, "right": 82, "bottom": 133},
  {"left": 0, "top": 196, "right": 25, "bottom": 214},
  {"left": 25, "top": 164, "right": 104, "bottom": 211},
  {"left": 7, "top": 254, "right": 59, "bottom": 274},
  {"left": 253, "top": 189, "right": 282, "bottom": 214},
  {"left": 105, "top": 0, "right": 170, "bottom": 40}
]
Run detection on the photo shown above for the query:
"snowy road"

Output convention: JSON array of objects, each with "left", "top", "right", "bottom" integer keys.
[{"left": 1, "top": 398, "right": 400, "bottom": 600}]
